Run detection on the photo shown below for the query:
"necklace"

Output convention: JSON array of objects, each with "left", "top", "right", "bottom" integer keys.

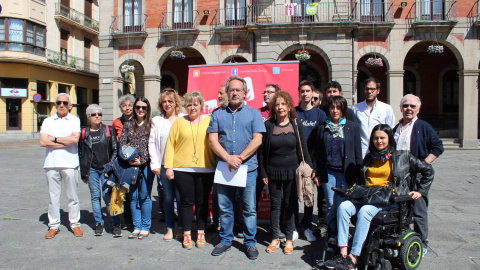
[{"left": 189, "top": 116, "right": 200, "bottom": 164}]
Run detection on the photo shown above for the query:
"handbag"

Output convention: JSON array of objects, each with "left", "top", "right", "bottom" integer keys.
[
  {"left": 334, "top": 185, "right": 393, "bottom": 206},
  {"left": 294, "top": 119, "right": 314, "bottom": 207}
]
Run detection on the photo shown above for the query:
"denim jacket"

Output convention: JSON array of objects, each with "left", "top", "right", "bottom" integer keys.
[{"left": 104, "top": 145, "right": 140, "bottom": 190}]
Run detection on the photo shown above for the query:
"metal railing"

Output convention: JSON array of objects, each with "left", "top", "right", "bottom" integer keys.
[
  {"left": 212, "top": 7, "right": 248, "bottom": 27},
  {"left": 54, "top": 3, "right": 99, "bottom": 32},
  {"left": 413, "top": 0, "right": 457, "bottom": 21},
  {"left": 159, "top": 10, "right": 199, "bottom": 30},
  {"left": 46, "top": 49, "right": 99, "bottom": 74},
  {"left": 111, "top": 14, "right": 148, "bottom": 34},
  {"left": 356, "top": 0, "right": 394, "bottom": 22}
]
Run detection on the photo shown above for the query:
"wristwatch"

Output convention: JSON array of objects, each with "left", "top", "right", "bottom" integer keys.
[{"left": 54, "top": 137, "right": 57, "bottom": 143}]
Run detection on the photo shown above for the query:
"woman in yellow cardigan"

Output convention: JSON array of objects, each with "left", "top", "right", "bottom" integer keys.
[{"left": 164, "top": 91, "right": 216, "bottom": 249}]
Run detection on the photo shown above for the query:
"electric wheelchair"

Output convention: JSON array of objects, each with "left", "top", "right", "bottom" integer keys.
[{"left": 319, "top": 194, "right": 423, "bottom": 270}]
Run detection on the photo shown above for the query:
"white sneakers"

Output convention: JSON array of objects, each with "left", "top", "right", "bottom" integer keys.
[
  {"left": 293, "top": 230, "right": 299, "bottom": 241},
  {"left": 304, "top": 228, "right": 317, "bottom": 242}
]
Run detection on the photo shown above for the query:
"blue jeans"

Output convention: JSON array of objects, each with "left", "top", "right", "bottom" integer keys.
[
  {"left": 159, "top": 166, "right": 182, "bottom": 230},
  {"left": 323, "top": 170, "right": 350, "bottom": 231},
  {"left": 129, "top": 165, "right": 155, "bottom": 231},
  {"left": 87, "top": 167, "right": 120, "bottom": 226},
  {"left": 337, "top": 200, "right": 397, "bottom": 256},
  {"left": 217, "top": 170, "right": 257, "bottom": 248}
]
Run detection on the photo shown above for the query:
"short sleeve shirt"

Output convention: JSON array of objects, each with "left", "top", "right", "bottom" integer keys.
[
  {"left": 208, "top": 104, "right": 266, "bottom": 171},
  {"left": 40, "top": 113, "right": 81, "bottom": 168}
]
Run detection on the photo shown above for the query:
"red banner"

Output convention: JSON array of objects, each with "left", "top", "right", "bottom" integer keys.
[{"left": 187, "top": 61, "right": 300, "bottom": 115}]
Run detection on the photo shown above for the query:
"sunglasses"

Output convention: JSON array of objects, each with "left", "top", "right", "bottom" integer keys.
[
  {"left": 312, "top": 97, "right": 319, "bottom": 101},
  {"left": 90, "top": 113, "right": 102, "bottom": 117},
  {"left": 162, "top": 89, "right": 175, "bottom": 93},
  {"left": 402, "top": 104, "right": 417, "bottom": 109},
  {"left": 135, "top": 105, "right": 148, "bottom": 111},
  {"left": 55, "top": 101, "right": 69, "bottom": 106}
]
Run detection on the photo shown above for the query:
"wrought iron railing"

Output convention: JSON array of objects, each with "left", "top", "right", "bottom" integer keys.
[
  {"left": 159, "top": 10, "right": 199, "bottom": 30},
  {"left": 46, "top": 49, "right": 99, "bottom": 74},
  {"left": 54, "top": 3, "right": 99, "bottom": 32},
  {"left": 111, "top": 14, "right": 148, "bottom": 34},
  {"left": 212, "top": 7, "right": 248, "bottom": 27},
  {"left": 413, "top": 0, "right": 457, "bottom": 21},
  {"left": 356, "top": 0, "right": 394, "bottom": 22}
]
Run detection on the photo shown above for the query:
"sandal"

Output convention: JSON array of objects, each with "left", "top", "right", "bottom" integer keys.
[
  {"left": 128, "top": 230, "right": 140, "bottom": 239},
  {"left": 163, "top": 229, "right": 173, "bottom": 241},
  {"left": 138, "top": 231, "right": 149, "bottom": 239},
  {"left": 284, "top": 240, "right": 294, "bottom": 255},
  {"left": 266, "top": 239, "right": 280, "bottom": 253},
  {"left": 196, "top": 232, "right": 206, "bottom": 248},
  {"left": 183, "top": 233, "right": 194, "bottom": 249}
]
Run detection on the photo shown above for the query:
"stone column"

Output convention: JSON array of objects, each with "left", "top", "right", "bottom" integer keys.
[
  {"left": 459, "top": 69, "right": 479, "bottom": 148},
  {"left": 387, "top": 70, "right": 404, "bottom": 122},
  {"left": 144, "top": 75, "right": 161, "bottom": 108}
]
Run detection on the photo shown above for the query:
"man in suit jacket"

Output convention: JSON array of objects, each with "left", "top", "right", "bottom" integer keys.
[{"left": 393, "top": 94, "right": 444, "bottom": 256}]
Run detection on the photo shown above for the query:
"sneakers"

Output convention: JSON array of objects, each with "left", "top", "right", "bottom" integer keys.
[
  {"left": 334, "top": 256, "right": 357, "bottom": 270},
  {"left": 45, "top": 228, "right": 60, "bottom": 239},
  {"left": 94, "top": 224, "right": 104, "bottom": 236},
  {"left": 304, "top": 228, "right": 317, "bottom": 242},
  {"left": 211, "top": 244, "right": 231, "bottom": 256},
  {"left": 325, "top": 254, "right": 345, "bottom": 269},
  {"left": 246, "top": 246, "right": 259, "bottom": 260},
  {"left": 293, "top": 230, "right": 299, "bottom": 241},
  {"left": 113, "top": 225, "right": 122, "bottom": 237},
  {"left": 423, "top": 243, "right": 428, "bottom": 257},
  {"left": 72, "top": 226, "right": 84, "bottom": 237}
]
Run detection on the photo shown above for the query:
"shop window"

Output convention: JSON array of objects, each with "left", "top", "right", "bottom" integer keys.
[
  {"left": 37, "top": 81, "right": 50, "bottom": 101},
  {"left": 76, "top": 87, "right": 88, "bottom": 126},
  {"left": 0, "top": 77, "right": 29, "bottom": 89},
  {"left": 36, "top": 82, "right": 51, "bottom": 129}
]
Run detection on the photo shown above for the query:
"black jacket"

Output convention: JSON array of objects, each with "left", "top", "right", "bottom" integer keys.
[
  {"left": 78, "top": 124, "right": 117, "bottom": 179},
  {"left": 258, "top": 118, "right": 314, "bottom": 179},
  {"left": 360, "top": 150, "right": 434, "bottom": 197},
  {"left": 315, "top": 120, "right": 362, "bottom": 186}
]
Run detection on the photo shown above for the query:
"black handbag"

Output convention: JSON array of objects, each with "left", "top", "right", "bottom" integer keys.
[{"left": 333, "top": 185, "right": 393, "bottom": 206}]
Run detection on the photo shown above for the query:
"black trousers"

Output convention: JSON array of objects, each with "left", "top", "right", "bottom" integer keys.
[
  {"left": 268, "top": 179, "right": 297, "bottom": 240},
  {"left": 173, "top": 171, "right": 214, "bottom": 232},
  {"left": 413, "top": 194, "right": 429, "bottom": 243},
  {"left": 317, "top": 184, "right": 327, "bottom": 222}
]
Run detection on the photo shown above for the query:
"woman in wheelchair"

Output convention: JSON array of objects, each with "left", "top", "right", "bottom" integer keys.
[{"left": 325, "top": 124, "right": 434, "bottom": 270}]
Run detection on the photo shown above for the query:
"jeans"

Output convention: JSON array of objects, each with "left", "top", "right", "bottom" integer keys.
[
  {"left": 268, "top": 179, "right": 296, "bottom": 240},
  {"left": 88, "top": 167, "right": 120, "bottom": 226},
  {"left": 337, "top": 200, "right": 397, "bottom": 256},
  {"left": 323, "top": 170, "right": 350, "bottom": 231},
  {"left": 217, "top": 170, "right": 257, "bottom": 248},
  {"left": 160, "top": 166, "right": 182, "bottom": 230},
  {"left": 129, "top": 165, "right": 155, "bottom": 231}
]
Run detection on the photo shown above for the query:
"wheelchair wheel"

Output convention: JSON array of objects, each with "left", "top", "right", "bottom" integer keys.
[{"left": 399, "top": 235, "right": 423, "bottom": 270}]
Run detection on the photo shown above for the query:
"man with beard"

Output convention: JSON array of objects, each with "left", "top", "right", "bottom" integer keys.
[{"left": 352, "top": 77, "right": 395, "bottom": 158}]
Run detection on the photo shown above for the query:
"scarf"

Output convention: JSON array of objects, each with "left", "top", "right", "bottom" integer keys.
[
  {"left": 325, "top": 117, "right": 346, "bottom": 138},
  {"left": 371, "top": 149, "right": 392, "bottom": 162}
]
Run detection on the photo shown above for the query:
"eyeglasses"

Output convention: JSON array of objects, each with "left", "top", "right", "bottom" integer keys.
[
  {"left": 121, "top": 104, "right": 133, "bottom": 109},
  {"left": 135, "top": 105, "right": 148, "bottom": 111},
  {"left": 365, "top": 87, "right": 377, "bottom": 91},
  {"left": 55, "top": 101, "right": 69, "bottom": 106},
  {"left": 263, "top": 91, "right": 275, "bottom": 95},
  {"left": 228, "top": 88, "right": 244, "bottom": 93},
  {"left": 90, "top": 113, "right": 103, "bottom": 117},
  {"left": 312, "top": 97, "right": 319, "bottom": 101},
  {"left": 402, "top": 104, "right": 417, "bottom": 109}
]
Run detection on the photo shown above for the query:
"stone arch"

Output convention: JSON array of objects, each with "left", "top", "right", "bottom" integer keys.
[
  {"left": 116, "top": 53, "right": 146, "bottom": 77},
  {"left": 277, "top": 43, "right": 332, "bottom": 76},
  {"left": 222, "top": 55, "right": 249, "bottom": 63},
  {"left": 356, "top": 46, "right": 390, "bottom": 71}
]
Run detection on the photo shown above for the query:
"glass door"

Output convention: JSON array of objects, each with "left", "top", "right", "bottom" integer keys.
[{"left": 6, "top": 99, "right": 22, "bottom": 130}]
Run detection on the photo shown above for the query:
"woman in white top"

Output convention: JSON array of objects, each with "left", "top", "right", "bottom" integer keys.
[{"left": 148, "top": 89, "right": 184, "bottom": 241}]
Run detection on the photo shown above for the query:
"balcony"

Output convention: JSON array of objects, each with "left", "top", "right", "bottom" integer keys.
[
  {"left": 46, "top": 49, "right": 99, "bottom": 74},
  {"left": 158, "top": 10, "right": 200, "bottom": 36},
  {"left": 356, "top": 1, "right": 395, "bottom": 34},
  {"left": 411, "top": 0, "right": 458, "bottom": 29},
  {"left": 212, "top": 7, "right": 248, "bottom": 28},
  {"left": 110, "top": 14, "right": 148, "bottom": 40},
  {"left": 54, "top": 3, "right": 99, "bottom": 35}
]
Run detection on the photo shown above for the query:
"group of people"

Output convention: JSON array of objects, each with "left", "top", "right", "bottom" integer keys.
[{"left": 39, "top": 75, "right": 443, "bottom": 268}]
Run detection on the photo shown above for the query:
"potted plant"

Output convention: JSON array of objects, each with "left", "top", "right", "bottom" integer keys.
[
  {"left": 121, "top": 64, "right": 135, "bottom": 83},
  {"left": 427, "top": 45, "right": 444, "bottom": 54},
  {"left": 365, "top": 57, "right": 383, "bottom": 68},
  {"left": 169, "top": 50, "right": 186, "bottom": 60},
  {"left": 295, "top": 49, "right": 311, "bottom": 61}
]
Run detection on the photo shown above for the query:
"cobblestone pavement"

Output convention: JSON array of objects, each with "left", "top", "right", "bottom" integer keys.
[{"left": 0, "top": 140, "right": 479, "bottom": 269}]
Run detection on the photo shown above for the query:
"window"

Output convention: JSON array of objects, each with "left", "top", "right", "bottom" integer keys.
[
  {"left": 92, "top": 89, "right": 99, "bottom": 104},
  {"left": 442, "top": 70, "right": 459, "bottom": 113},
  {"left": 361, "top": 0, "right": 384, "bottom": 22},
  {"left": 124, "top": 0, "right": 142, "bottom": 32},
  {"left": 9, "top": 18, "right": 24, "bottom": 51},
  {"left": 0, "top": 18, "right": 45, "bottom": 55},
  {"left": 404, "top": 70, "right": 416, "bottom": 96},
  {"left": 226, "top": 0, "right": 246, "bottom": 26},
  {"left": 421, "top": 0, "right": 443, "bottom": 21},
  {"left": 58, "top": 84, "right": 70, "bottom": 94},
  {"left": 76, "top": 87, "right": 88, "bottom": 126},
  {"left": 174, "top": 0, "right": 193, "bottom": 28},
  {"left": 60, "top": 29, "right": 69, "bottom": 62},
  {"left": 37, "top": 81, "right": 50, "bottom": 101}
]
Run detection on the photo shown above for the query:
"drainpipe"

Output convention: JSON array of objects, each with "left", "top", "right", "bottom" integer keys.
[
  {"left": 351, "top": 30, "right": 356, "bottom": 105},
  {"left": 252, "top": 32, "right": 257, "bottom": 62}
]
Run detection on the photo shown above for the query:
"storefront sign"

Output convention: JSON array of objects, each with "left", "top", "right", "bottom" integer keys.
[
  {"left": 187, "top": 61, "right": 300, "bottom": 115},
  {"left": 1, "top": 88, "right": 28, "bottom": 98}
]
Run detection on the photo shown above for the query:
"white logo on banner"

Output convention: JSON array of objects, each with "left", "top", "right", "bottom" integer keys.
[{"left": 244, "top": 77, "right": 255, "bottom": 104}]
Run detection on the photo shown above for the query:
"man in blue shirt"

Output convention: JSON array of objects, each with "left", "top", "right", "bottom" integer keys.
[
  {"left": 208, "top": 76, "right": 266, "bottom": 260},
  {"left": 295, "top": 80, "right": 326, "bottom": 242}
]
